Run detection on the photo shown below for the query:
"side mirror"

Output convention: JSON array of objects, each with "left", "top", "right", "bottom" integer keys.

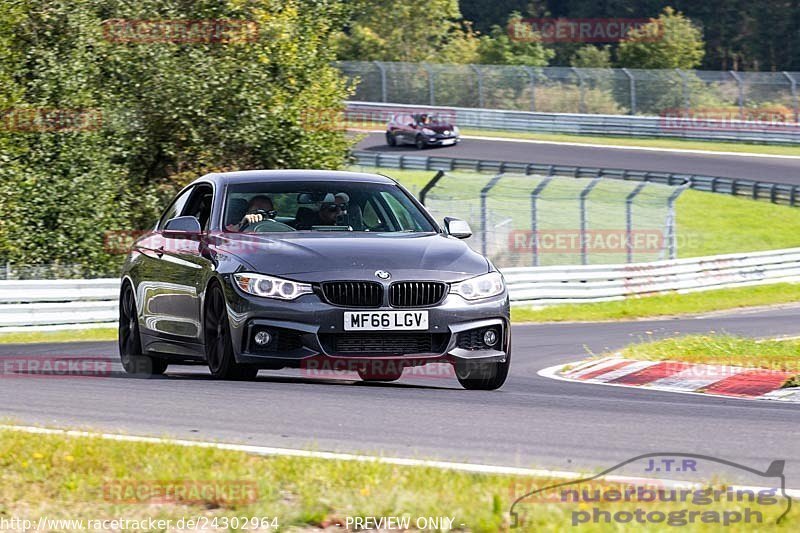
[
  {"left": 164, "top": 216, "right": 201, "bottom": 234},
  {"left": 444, "top": 217, "right": 472, "bottom": 239}
]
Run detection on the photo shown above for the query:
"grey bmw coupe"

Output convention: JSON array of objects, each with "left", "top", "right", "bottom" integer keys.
[{"left": 119, "top": 170, "right": 510, "bottom": 390}]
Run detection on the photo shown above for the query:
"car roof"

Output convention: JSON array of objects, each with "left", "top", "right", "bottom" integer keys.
[{"left": 193, "top": 169, "right": 396, "bottom": 187}]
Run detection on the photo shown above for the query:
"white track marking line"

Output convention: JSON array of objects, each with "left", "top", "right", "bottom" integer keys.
[
  {"left": 2, "top": 424, "right": 798, "bottom": 496},
  {"left": 583, "top": 360, "right": 659, "bottom": 383},
  {"left": 462, "top": 135, "right": 800, "bottom": 159},
  {"left": 359, "top": 128, "right": 800, "bottom": 159},
  {"left": 564, "top": 357, "right": 627, "bottom": 379}
]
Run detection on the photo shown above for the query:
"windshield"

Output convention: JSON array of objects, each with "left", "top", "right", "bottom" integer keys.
[{"left": 223, "top": 180, "right": 437, "bottom": 234}]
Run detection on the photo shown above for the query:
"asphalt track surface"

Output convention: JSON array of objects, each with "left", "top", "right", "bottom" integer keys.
[
  {"left": 356, "top": 132, "right": 800, "bottom": 185},
  {"left": 2, "top": 304, "right": 800, "bottom": 488}
]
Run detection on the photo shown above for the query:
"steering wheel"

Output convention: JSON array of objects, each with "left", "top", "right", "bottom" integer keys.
[{"left": 249, "top": 219, "right": 296, "bottom": 233}]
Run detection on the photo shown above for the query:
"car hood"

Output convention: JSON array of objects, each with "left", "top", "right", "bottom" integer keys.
[
  {"left": 424, "top": 123, "right": 455, "bottom": 133},
  {"left": 212, "top": 232, "right": 489, "bottom": 283}
]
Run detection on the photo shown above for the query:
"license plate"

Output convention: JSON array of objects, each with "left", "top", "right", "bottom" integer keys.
[
  {"left": 441, "top": 139, "right": 456, "bottom": 145},
  {"left": 344, "top": 311, "right": 429, "bottom": 331}
]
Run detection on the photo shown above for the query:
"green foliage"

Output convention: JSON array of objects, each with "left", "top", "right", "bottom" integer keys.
[
  {"left": 333, "top": 0, "right": 470, "bottom": 63},
  {"left": 570, "top": 46, "right": 612, "bottom": 68},
  {"left": 617, "top": 7, "right": 705, "bottom": 69},
  {"left": 0, "top": 0, "right": 353, "bottom": 276},
  {"left": 476, "top": 14, "right": 553, "bottom": 67}
]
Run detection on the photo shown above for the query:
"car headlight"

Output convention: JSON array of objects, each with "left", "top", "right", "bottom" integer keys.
[
  {"left": 421, "top": 128, "right": 435, "bottom": 135},
  {"left": 233, "top": 273, "right": 313, "bottom": 300},
  {"left": 450, "top": 272, "right": 505, "bottom": 301}
]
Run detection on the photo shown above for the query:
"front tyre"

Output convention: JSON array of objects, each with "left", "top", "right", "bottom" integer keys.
[
  {"left": 415, "top": 135, "right": 427, "bottom": 150},
  {"left": 386, "top": 131, "right": 397, "bottom": 146},
  {"left": 455, "top": 354, "right": 510, "bottom": 390},
  {"left": 204, "top": 282, "right": 258, "bottom": 380},
  {"left": 119, "top": 283, "right": 168, "bottom": 376}
]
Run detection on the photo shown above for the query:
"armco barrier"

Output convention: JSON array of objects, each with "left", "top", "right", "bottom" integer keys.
[
  {"left": 3, "top": 248, "right": 800, "bottom": 329},
  {"left": 351, "top": 150, "right": 800, "bottom": 207},
  {"left": 346, "top": 101, "right": 800, "bottom": 144},
  {"left": 504, "top": 247, "right": 800, "bottom": 306}
]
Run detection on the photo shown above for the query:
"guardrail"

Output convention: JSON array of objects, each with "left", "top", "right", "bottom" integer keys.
[
  {"left": 351, "top": 151, "right": 800, "bottom": 207},
  {"left": 0, "top": 279, "right": 119, "bottom": 329},
  {"left": 346, "top": 101, "right": 800, "bottom": 144},
  {"left": 3, "top": 248, "right": 800, "bottom": 329},
  {"left": 504, "top": 247, "right": 800, "bottom": 306}
]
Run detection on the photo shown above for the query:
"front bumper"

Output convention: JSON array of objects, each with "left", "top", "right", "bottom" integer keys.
[
  {"left": 423, "top": 134, "right": 460, "bottom": 146},
  {"left": 221, "top": 278, "right": 509, "bottom": 367}
]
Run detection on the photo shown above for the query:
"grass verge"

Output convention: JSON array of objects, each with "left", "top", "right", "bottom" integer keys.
[
  {"left": 459, "top": 128, "right": 800, "bottom": 156},
  {"left": 0, "top": 427, "right": 792, "bottom": 531},
  {"left": 511, "top": 283, "right": 800, "bottom": 323},
  {"left": 0, "top": 327, "right": 117, "bottom": 345},
  {"left": 614, "top": 334, "right": 800, "bottom": 387}
]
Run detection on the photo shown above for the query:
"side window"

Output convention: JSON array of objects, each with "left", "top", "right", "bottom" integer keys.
[
  {"left": 158, "top": 187, "right": 194, "bottom": 230},
  {"left": 362, "top": 200, "right": 381, "bottom": 227},
  {"left": 181, "top": 184, "right": 214, "bottom": 231}
]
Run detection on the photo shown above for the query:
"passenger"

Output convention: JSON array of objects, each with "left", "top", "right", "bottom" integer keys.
[{"left": 317, "top": 192, "right": 349, "bottom": 225}]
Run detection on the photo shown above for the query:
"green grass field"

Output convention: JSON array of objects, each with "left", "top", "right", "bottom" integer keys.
[
  {"left": 1, "top": 427, "right": 793, "bottom": 532},
  {"left": 511, "top": 284, "right": 800, "bottom": 323},
  {"left": 613, "top": 334, "right": 800, "bottom": 387},
  {"left": 353, "top": 167, "right": 800, "bottom": 260}
]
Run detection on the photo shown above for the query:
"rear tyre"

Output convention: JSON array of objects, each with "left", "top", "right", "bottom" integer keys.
[
  {"left": 455, "top": 354, "right": 510, "bottom": 391},
  {"left": 415, "top": 135, "right": 426, "bottom": 150},
  {"left": 119, "top": 283, "right": 168, "bottom": 376},
  {"left": 204, "top": 282, "right": 258, "bottom": 380},
  {"left": 386, "top": 131, "right": 397, "bottom": 146}
]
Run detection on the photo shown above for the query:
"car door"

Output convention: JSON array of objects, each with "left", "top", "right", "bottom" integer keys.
[
  {"left": 155, "top": 183, "right": 216, "bottom": 348},
  {"left": 397, "top": 114, "right": 414, "bottom": 143},
  {"left": 136, "top": 186, "right": 195, "bottom": 345}
]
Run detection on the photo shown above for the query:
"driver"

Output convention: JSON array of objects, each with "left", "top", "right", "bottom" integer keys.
[{"left": 226, "top": 195, "right": 275, "bottom": 232}]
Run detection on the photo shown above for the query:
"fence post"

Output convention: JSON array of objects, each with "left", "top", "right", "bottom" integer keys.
[
  {"left": 666, "top": 185, "right": 689, "bottom": 259},
  {"left": 729, "top": 70, "right": 744, "bottom": 120},
  {"left": 622, "top": 68, "right": 636, "bottom": 115},
  {"left": 625, "top": 182, "right": 647, "bottom": 263},
  {"left": 523, "top": 66, "right": 536, "bottom": 112},
  {"left": 373, "top": 61, "right": 387, "bottom": 103},
  {"left": 579, "top": 177, "right": 602, "bottom": 265},
  {"left": 419, "top": 170, "right": 445, "bottom": 206},
  {"left": 675, "top": 69, "right": 690, "bottom": 114},
  {"left": 422, "top": 63, "right": 435, "bottom": 106},
  {"left": 783, "top": 71, "right": 798, "bottom": 123},
  {"left": 572, "top": 67, "right": 586, "bottom": 114},
  {"left": 470, "top": 64, "right": 484, "bottom": 108},
  {"left": 480, "top": 174, "right": 504, "bottom": 256},
  {"left": 529, "top": 177, "right": 553, "bottom": 267}
]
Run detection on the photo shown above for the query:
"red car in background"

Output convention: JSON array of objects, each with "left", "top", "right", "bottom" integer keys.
[{"left": 386, "top": 112, "right": 461, "bottom": 149}]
